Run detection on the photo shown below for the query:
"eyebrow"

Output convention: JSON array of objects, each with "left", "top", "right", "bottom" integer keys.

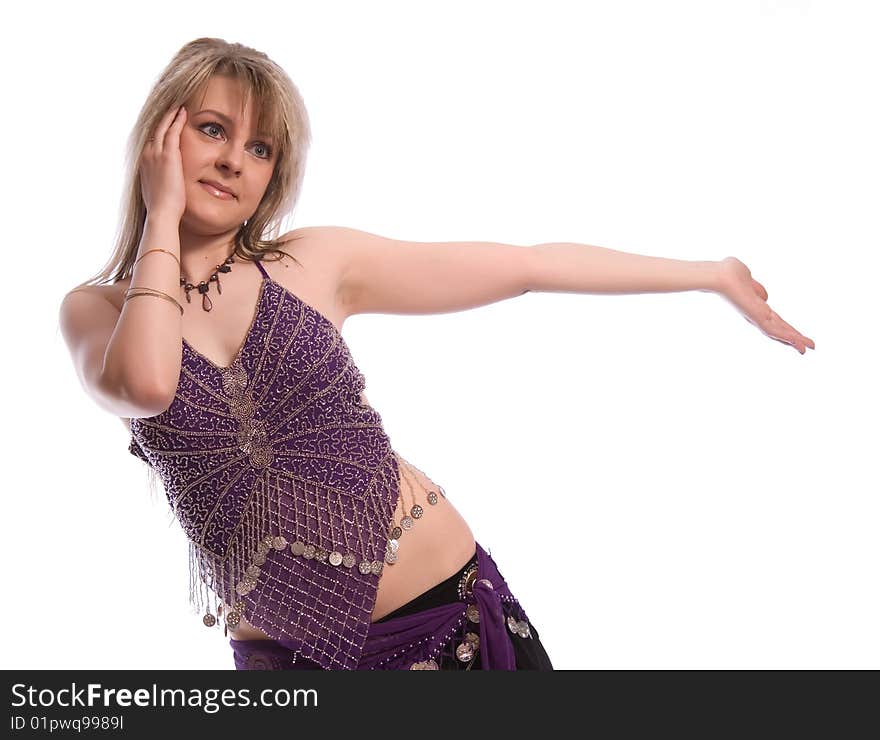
[{"left": 195, "top": 108, "right": 273, "bottom": 141}]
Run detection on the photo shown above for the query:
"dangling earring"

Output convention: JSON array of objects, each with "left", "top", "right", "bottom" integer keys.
[{"left": 243, "top": 219, "right": 248, "bottom": 227}]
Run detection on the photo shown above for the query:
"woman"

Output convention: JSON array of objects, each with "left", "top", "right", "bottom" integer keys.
[{"left": 58, "top": 38, "right": 814, "bottom": 671}]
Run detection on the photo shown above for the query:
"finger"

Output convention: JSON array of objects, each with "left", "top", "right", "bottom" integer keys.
[
  {"left": 764, "top": 305, "right": 815, "bottom": 350},
  {"left": 150, "top": 105, "right": 185, "bottom": 152},
  {"left": 146, "top": 105, "right": 180, "bottom": 148},
  {"left": 765, "top": 309, "right": 810, "bottom": 352},
  {"left": 161, "top": 106, "right": 187, "bottom": 149},
  {"left": 169, "top": 105, "right": 187, "bottom": 139}
]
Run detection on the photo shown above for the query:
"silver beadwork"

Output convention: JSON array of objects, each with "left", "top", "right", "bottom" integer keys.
[{"left": 250, "top": 446, "right": 274, "bottom": 468}]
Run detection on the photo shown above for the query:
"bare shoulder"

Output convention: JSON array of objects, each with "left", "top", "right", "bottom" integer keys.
[
  {"left": 270, "top": 225, "right": 355, "bottom": 268},
  {"left": 263, "top": 226, "right": 358, "bottom": 322},
  {"left": 58, "top": 282, "right": 126, "bottom": 335},
  {"left": 58, "top": 283, "right": 133, "bottom": 433},
  {"left": 61, "top": 280, "right": 130, "bottom": 316}
]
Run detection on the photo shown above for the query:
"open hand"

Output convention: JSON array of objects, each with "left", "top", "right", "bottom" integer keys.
[{"left": 716, "top": 257, "right": 816, "bottom": 355}]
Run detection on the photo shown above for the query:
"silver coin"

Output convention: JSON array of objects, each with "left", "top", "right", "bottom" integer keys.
[
  {"left": 272, "top": 535, "right": 288, "bottom": 550},
  {"left": 252, "top": 551, "right": 266, "bottom": 566},
  {"left": 455, "top": 642, "right": 474, "bottom": 662},
  {"left": 245, "top": 564, "right": 261, "bottom": 579},
  {"left": 507, "top": 615, "right": 519, "bottom": 634},
  {"left": 370, "top": 560, "right": 383, "bottom": 576},
  {"left": 384, "top": 550, "right": 398, "bottom": 564},
  {"left": 386, "top": 538, "right": 399, "bottom": 553},
  {"left": 315, "top": 548, "right": 328, "bottom": 563},
  {"left": 427, "top": 492, "right": 438, "bottom": 505},
  {"left": 465, "top": 632, "right": 480, "bottom": 650},
  {"left": 477, "top": 578, "right": 494, "bottom": 590},
  {"left": 329, "top": 551, "right": 343, "bottom": 566},
  {"left": 234, "top": 581, "right": 248, "bottom": 597},
  {"left": 358, "top": 560, "right": 372, "bottom": 575},
  {"left": 409, "top": 659, "right": 439, "bottom": 670},
  {"left": 466, "top": 604, "right": 481, "bottom": 623},
  {"left": 401, "top": 516, "right": 414, "bottom": 530},
  {"left": 225, "top": 611, "right": 240, "bottom": 627},
  {"left": 517, "top": 620, "right": 531, "bottom": 638},
  {"left": 290, "top": 541, "right": 306, "bottom": 556},
  {"left": 202, "top": 613, "right": 216, "bottom": 627},
  {"left": 391, "top": 526, "right": 402, "bottom": 539},
  {"left": 411, "top": 504, "right": 423, "bottom": 519},
  {"left": 342, "top": 553, "right": 356, "bottom": 568},
  {"left": 303, "top": 544, "right": 316, "bottom": 559}
]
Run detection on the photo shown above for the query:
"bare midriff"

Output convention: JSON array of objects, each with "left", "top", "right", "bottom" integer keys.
[{"left": 224, "top": 452, "right": 476, "bottom": 639}]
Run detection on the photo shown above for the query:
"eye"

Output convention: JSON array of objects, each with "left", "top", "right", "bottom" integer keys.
[{"left": 198, "top": 122, "right": 273, "bottom": 160}]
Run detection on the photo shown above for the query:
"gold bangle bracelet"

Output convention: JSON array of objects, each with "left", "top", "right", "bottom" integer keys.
[
  {"left": 124, "top": 287, "right": 184, "bottom": 316},
  {"left": 134, "top": 248, "right": 181, "bottom": 269}
]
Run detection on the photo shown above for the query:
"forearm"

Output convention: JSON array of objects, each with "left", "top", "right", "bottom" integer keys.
[
  {"left": 527, "top": 241, "right": 721, "bottom": 295},
  {"left": 102, "top": 215, "right": 184, "bottom": 409}
]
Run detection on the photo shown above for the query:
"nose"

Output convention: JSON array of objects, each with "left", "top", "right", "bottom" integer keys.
[{"left": 215, "top": 145, "right": 243, "bottom": 177}]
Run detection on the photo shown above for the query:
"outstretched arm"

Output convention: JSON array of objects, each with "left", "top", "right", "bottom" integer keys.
[
  {"left": 530, "top": 243, "right": 814, "bottom": 354},
  {"left": 315, "top": 226, "right": 814, "bottom": 355},
  {"left": 528, "top": 241, "right": 719, "bottom": 295}
]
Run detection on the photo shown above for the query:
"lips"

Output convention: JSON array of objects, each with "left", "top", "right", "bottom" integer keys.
[{"left": 199, "top": 180, "right": 237, "bottom": 198}]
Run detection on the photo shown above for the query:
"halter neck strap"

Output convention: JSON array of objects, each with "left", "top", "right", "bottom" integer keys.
[{"left": 253, "top": 257, "right": 270, "bottom": 280}]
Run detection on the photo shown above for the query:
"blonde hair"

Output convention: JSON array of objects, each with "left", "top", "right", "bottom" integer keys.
[{"left": 76, "top": 37, "right": 312, "bottom": 289}]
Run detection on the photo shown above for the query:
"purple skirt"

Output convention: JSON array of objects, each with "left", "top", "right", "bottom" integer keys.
[{"left": 229, "top": 541, "right": 553, "bottom": 670}]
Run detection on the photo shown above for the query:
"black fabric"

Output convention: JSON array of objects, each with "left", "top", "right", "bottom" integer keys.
[{"left": 374, "top": 549, "right": 553, "bottom": 670}]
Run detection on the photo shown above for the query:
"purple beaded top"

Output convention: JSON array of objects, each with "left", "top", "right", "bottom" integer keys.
[{"left": 128, "top": 257, "right": 400, "bottom": 670}]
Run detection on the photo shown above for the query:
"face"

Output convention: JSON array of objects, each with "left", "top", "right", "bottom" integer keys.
[{"left": 178, "top": 75, "right": 276, "bottom": 235}]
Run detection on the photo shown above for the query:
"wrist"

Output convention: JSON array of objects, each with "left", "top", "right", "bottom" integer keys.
[
  {"left": 699, "top": 260, "right": 724, "bottom": 293},
  {"left": 144, "top": 212, "right": 182, "bottom": 234}
]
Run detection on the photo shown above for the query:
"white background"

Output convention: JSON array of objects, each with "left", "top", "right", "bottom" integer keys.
[{"left": 2, "top": 0, "right": 876, "bottom": 670}]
